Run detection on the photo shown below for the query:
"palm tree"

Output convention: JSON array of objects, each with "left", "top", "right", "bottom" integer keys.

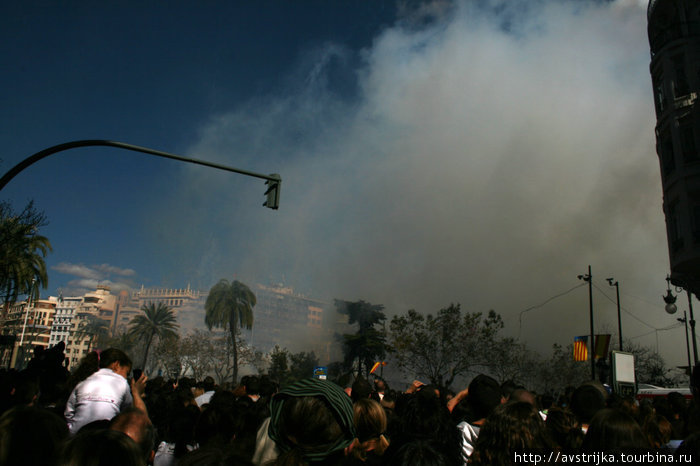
[
  {"left": 0, "top": 201, "right": 52, "bottom": 311},
  {"left": 204, "top": 279, "right": 256, "bottom": 383},
  {"left": 73, "top": 314, "right": 110, "bottom": 353},
  {"left": 128, "top": 302, "right": 179, "bottom": 369}
]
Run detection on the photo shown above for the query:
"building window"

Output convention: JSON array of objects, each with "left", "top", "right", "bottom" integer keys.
[
  {"left": 678, "top": 115, "right": 698, "bottom": 164},
  {"left": 691, "top": 193, "right": 700, "bottom": 243},
  {"left": 668, "top": 201, "right": 683, "bottom": 252},
  {"left": 660, "top": 131, "right": 675, "bottom": 178},
  {"left": 672, "top": 54, "right": 690, "bottom": 98},
  {"left": 653, "top": 70, "right": 666, "bottom": 115}
]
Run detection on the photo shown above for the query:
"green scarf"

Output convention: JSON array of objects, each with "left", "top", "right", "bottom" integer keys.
[{"left": 268, "top": 378, "right": 356, "bottom": 462}]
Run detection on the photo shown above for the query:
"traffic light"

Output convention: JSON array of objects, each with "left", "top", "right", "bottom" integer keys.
[{"left": 263, "top": 174, "right": 281, "bottom": 210}]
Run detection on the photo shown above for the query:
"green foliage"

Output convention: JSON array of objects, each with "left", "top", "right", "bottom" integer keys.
[
  {"left": 267, "top": 345, "right": 320, "bottom": 387},
  {"left": 536, "top": 343, "right": 589, "bottom": 394},
  {"left": 128, "top": 302, "right": 179, "bottom": 369},
  {"left": 178, "top": 329, "right": 215, "bottom": 381},
  {"left": 152, "top": 334, "right": 182, "bottom": 380},
  {"left": 485, "top": 336, "right": 539, "bottom": 387},
  {"left": 623, "top": 341, "right": 686, "bottom": 387},
  {"left": 289, "top": 350, "right": 320, "bottom": 381},
  {"left": 0, "top": 201, "right": 52, "bottom": 308},
  {"left": 268, "top": 345, "right": 289, "bottom": 383},
  {"left": 204, "top": 279, "right": 256, "bottom": 383},
  {"left": 150, "top": 328, "right": 259, "bottom": 384},
  {"left": 388, "top": 304, "right": 504, "bottom": 388},
  {"left": 335, "top": 299, "right": 387, "bottom": 379}
]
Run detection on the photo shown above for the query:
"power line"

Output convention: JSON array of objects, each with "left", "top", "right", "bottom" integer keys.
[
  {"left": 627, "top": 323, "right": 683, "bottom": 341},
  {"left": 517, "top": 283, "right": 587, "bottom": 339},
  {"left": 591, "top": 281, "right": 657, "bottom": 330}
]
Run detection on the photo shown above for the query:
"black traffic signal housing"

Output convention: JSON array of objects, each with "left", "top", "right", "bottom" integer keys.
[{"left": 263, "top": 174, "right": 281, "bottom": 210}]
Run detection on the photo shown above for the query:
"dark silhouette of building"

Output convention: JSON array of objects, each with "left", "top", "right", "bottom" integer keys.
[{"left": 648, "top": 0, "right": 700, "bottom": 295}]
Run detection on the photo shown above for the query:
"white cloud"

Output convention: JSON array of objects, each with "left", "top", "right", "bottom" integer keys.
[
  {"left": 52, "top": 263, "right": 102, "bottom": 280},
  {"left": 52, "top": 262, "right": 137, "bottom": 295},
  {"left": 94, "top": 264, "right": 136, "bottom": 277}
]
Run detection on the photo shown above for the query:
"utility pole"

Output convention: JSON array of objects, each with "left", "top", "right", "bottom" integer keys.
[
  {"left": 16, "top": 278, "right": 36, "bottom": 370},
  {"left": 607, "top": 278, "right": 623, "bottom": 351},
  {"left": 579, "top": 266, "right": 595, "bottom": 380},
  {"left": 664, "top": 276, "right": 698, "bottom": 366}
]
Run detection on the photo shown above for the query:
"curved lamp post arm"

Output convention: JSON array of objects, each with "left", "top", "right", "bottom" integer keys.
[{"left": 0, "top": 140, "right": 281, "bottom": 208}]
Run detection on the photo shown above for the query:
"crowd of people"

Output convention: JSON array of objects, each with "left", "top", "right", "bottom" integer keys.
[{"left": 0, "top": 343, "right": 699, "bottom": 465}]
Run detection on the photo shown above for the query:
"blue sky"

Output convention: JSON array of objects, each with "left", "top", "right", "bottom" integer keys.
[{"left": 2, "top": 0, "right": 692, "bottom": 367}]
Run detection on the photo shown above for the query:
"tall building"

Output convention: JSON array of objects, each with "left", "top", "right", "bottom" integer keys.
[
  {"left": 246, "top": 283, "right": 336, "bottom": 362},
  {"left": 0, "top": 297, "right": 57, "bottom": 369},
  {"left": 648, "top": 0, "right": 700, "bottom": 295},
  {"left": 49, "top": 294, "right": 83, "bottom": 349},
  {"left": 114, "top": 285, "right": 203, "bottom": 334},
  {"left": 82, "top": 286, "right": 118, "bottom": 328},
  {"left": 0, "top": 280, "right": 340, "bottom": 371},
  {"left": 50, "top": 286, "right": 118, "bottom": 369}
]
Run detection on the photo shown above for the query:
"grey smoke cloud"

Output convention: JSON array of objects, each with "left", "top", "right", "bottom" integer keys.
[{"left": 147, "top": 1, "right": 683, "bottom": 364}]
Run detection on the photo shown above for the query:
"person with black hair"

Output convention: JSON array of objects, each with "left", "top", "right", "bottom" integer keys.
[
  {"left": 193, "top": 390, "right": 245, "bottom": 449},
  {"left": 470, "top": 401, "right": 555, "bottom": 466},
  {"left": 0, "top": 405, "right": 69, "bottom": 466},
  {"left": 351, "top": 376, "right": 373, "bottom": 403},
  {"left": 385, "top": 385, "right": 462, "bottom": 466},
  {"left": 569, "top": 383, "right": 606, "bottom": 433},
  {"left": 686, "top": 363, "right": 700, "bottom": 435},
  {"left": 386, "top": 441, "right": 451, "bottom": 466},
  {"left": 244, "top": 375, "right": 262, "bottom": 402},
  {"left": 546, "top": 407, "right": 584, "bottom": 453},
  {"left": 372, "top": 376, "right": 388, "bottom": 402},
  {"left": 666, "top": 391, "right": 688, "bottom": 439},
  {"left": 58, "top": 428, "right": 145, "bottom": 466},
  {"left": 64, "top": 348, "right": 147, "bottom": 434},
  {"left": 452, "top": 374, "right": 504, "bottom": 460},
  {"left": 582, "top": 408, "right": 649, "bottom": 452},
  {"left": 194, "top": 376, "right": 216, "bottom": 408}
]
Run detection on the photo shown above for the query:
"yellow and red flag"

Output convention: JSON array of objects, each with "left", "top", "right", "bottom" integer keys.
[
  {"left": 370, "top": 361, "right": 387, "bottom": 374},
  {"left": 594, "top": 334, "right": 611, "bottom": 360},
  {"left": 574, "top": 336, "right": 588, "bottom": 362}
]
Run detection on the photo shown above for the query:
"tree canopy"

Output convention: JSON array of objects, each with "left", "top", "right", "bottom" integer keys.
[
  {"left": 387, "top": 304, "right": 504, "bottom": 388},
  {"left": 204, "top": 279, "right": 256, "bottom": 383},
  {"left": 0, "top": 201, "right": 52, "bottom": 309},
  {"left": 335, "top": 299, "right": 387, "bottom": 379},
  {"left": 128, "top": 302, "right": 179, "bottom": 369},
  {"left": 268, "top": 345, "right": 320, "bottom": 387}
]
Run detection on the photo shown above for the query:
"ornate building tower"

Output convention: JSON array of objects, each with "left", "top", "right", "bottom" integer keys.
[{"left": 648, "top": 0, "right": 700, "bottom": 295}]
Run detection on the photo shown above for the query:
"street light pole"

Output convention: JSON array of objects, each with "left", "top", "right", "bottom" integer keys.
[
  {"left": 686, "top": 289, "right": 698, "bottom": 366},
  {"left": 664, "top": 275, "right": 698, "bottom": 366},
  {"left": 679, "top": 311, "right": 692, "bottom": 381},
  {"left": 579, "top": 266, "right": 595, "bottom": 380},
  {"left": 607, "top": 278, "right": 623, "bottom": 352},
  {"left": 16, "top": 278, "right": 35, "bottom": 370}
]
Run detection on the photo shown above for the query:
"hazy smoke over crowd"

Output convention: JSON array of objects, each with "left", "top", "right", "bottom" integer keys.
[{"left": 147, "top": 1, "right": 675, "bottom": 358}]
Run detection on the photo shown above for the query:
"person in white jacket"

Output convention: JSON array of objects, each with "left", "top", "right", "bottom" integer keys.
[{"left": 64, "top": 348, "right": 147, "bottom": 434}]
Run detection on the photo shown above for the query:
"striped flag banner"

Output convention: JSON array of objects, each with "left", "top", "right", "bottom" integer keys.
[
  {"left": 370, "top": 361, "right": 387, "bottom": 374},
  {"left": 594, "top": 334, "right": 611, "bottom": 360},
  {"left": 574, "top": 336, "right": 588, "bottom": 362}
]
